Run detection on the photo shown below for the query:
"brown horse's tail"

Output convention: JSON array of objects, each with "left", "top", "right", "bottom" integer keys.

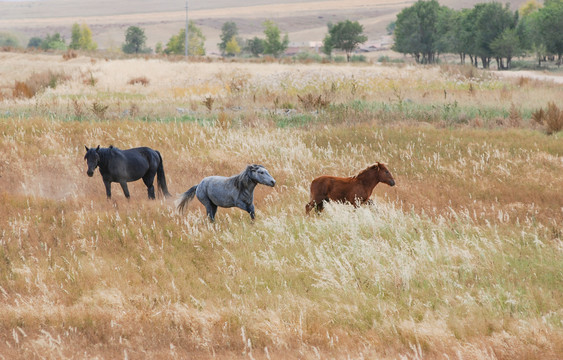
[
  {"left": 156, "top": 151, "right": 171, "bottom": 198},
  {"left": 176, "top": 185, "right": 198, "bottom": 214}
]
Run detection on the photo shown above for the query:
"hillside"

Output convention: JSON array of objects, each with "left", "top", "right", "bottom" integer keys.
[{"left": 1, "top": 0, "right": 529, "bottom": 53}]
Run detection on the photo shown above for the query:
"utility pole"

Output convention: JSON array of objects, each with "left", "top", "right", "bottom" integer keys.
[{"left": 184, "top": 0, "right": 189, "bottom": 57}]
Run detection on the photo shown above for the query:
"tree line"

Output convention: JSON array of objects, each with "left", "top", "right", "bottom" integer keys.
[
  {"left": 2, "top": 18, "right": 369, "bottom": 62},
  {"left": 392, "top": 0, "right": 563, "bottom": 69}
]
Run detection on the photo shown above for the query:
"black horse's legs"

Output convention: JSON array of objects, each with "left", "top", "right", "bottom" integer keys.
[
  {"left": 198, "top": 195, "right": 217, "bottom": 221},
  {"left": 142, "top": 174, "right": 156, "bottom": 199},
  {"left": 119, "top": 182, "right": 131, "bottom": 199},
  {"left": 247, "top": 204, "right": 255, "bottom": 220},
  {"left": 104, "top": 180, "right": 112, "bottom": 199}
]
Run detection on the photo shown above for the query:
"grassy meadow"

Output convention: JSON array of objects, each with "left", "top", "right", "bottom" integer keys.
[{"left": 0, "top": 52, "right": 562, "bottom": 359}]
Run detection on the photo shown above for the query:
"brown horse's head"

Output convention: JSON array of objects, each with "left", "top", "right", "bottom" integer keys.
[{"left": 373, "top": 162, "right": 395, "bottom": 186}]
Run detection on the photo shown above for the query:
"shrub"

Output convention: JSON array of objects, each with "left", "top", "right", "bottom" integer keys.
[
  {"left": 0, "top": 32, "right": 20, "bottom": 48},
  {"left": 83, "top": 71, "right": 97, "bottom": 86},
  {"left": 203, "top": 96, "right": 214, "bottom": 111},
  {"left": 297, "top": 93, "right": 330, "bottom": 111},
  {"left": 216, "top": 111, "right": 231, "bottom": 129},
  {"left": 350, "top": 54, "right": 367, "bottom": 63},
  {"left": 333, "top": 55, "right": 346, "bottom": 63},
  {"left": 63, "top": 50, "right": 78, "bottom": 60},
  {"left": 293, "top": 51, "right": 323, "bottom": 63},
  {"left": 13, "top": 81, "right": 33, "bottom": 98},
  {"left": 72, "top": 98, "right": 85, "bottom": 119},
  {"left": 91, "top": 102, "right": 109, "bottom": 119},
  {"left": 127, "top": 76, "right": 150, "bottom": 86},
  {"left": 12, "top": 71, "right": 68, "bottom": 99},
  {"left": 532, "top": 102, "right": 563, "bottom": 135},
  {"left": 508, "top": 103, "right": 522, "bottom": 127},
  {"left": 378, "top": 55, "right": 405, "bottom": 64}
]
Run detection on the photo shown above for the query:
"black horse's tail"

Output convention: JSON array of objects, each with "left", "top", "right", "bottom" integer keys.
[
  {"left": 175, "top": 185, "right": 198, "bottom": 214},
  {"left": 156, "top": 151, "right": 171, "bottom": 198}
]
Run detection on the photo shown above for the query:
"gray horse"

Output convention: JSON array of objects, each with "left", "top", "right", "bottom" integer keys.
[{"left": 176, "top": 164, "right": 276, "bottom": 221}]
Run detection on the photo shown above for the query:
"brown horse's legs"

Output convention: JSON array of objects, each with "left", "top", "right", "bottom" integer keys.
[
  {"left": 305, "top": 200, "right": 325, "bottom": 214},
  {"left": 305, "top": 202, "right": 314, "bottom": 214}
]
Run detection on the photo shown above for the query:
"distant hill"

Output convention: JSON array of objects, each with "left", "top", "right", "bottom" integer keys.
[{"left": 0, "top": 0, "right": 529, "bottom": 54}]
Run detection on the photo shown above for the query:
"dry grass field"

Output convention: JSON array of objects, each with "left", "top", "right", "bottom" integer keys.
[{"left": 0, "top": 51, "right": 562, "bottom": 359}]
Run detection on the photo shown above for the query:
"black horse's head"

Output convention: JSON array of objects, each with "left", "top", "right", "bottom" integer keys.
[{"left": 84, "top": 145, "right": 100, "bottom": 177}]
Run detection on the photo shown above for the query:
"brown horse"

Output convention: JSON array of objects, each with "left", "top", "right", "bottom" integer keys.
[{"left": 305, "top": 163, "right": 395, "bottom": 214}]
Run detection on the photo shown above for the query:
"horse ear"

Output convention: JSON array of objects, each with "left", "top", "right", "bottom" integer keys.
[
  {"left": 85, "top": 145, "right": 89, "bottom": 151},
  {"left": 96, "top": 145, "right": 100, "bottom": 151}
]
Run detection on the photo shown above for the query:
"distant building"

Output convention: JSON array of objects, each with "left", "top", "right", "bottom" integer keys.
[{"left": 285, "top": 37, "right": 393, "bottom": 56}]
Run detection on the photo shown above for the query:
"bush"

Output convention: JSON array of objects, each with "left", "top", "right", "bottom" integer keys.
[
  {"left": 63, "top": 50, "right": 78, "bottom": 60},
  {"left": 378, "top": 55, "right": 405, "bottom": 64},
  {"left": 127, "top": 76, "right": 150, "bottom": 86},
  {"left": 13, "top": 81, "right": 33, "bottom": 98},
  {"left": 12, "top": 71, "right": 68, "bottom": 99},
  {"left": 293, "top": 51, "right": 323, "bottom": 63},
  {"left": 0, "top": 32, "right": 20, "bottom": 48},
  {"left": 532, "top": 102, "right": 563, "bottom": 135},
  {"left": 333, "top": 55, "right": 346, "bottom": 63},
  {"left": 350, "top": 54, "right": 367, "bottom": 62},
  {"left": 297, "top": 93, "right": 330, "bottom": 111}
]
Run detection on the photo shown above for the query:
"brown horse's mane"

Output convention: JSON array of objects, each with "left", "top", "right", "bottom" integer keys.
[{"left": 353, "top": 163, "right": 383, "bottom": 179}]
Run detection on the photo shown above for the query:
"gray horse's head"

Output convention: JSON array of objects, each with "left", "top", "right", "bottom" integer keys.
[
  {"left": 84, "top": 145, "right": 100, "bottom": 177},
  {"left": 247, "top": 164, "right": 276, "bottom": 187}
]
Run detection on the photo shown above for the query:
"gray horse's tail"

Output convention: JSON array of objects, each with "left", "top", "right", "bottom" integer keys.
[
  {"left": 175, "top": 185, "right": 198, "bottom": 214},
  {"left": 156, "top": 151, "right": 171, "bottom": 198}
]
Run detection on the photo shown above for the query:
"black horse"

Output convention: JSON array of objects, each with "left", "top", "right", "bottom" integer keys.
[{"left": 84, "top": 145, "right": 170, "bottom": 199}]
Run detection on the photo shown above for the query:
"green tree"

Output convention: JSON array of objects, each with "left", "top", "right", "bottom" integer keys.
[
  {"left": 517, "top": 3, "right": 545, "bottom": 66},
  {"left": 386, "top": 22, "right": 396, "bottom": 35},
  {"left": 122, "top": 26, "right": 147, "bottom": 54},
  {"left": 448, "top": 9, "right": 474, "bottom": 64},
  {"left": 69, "top": 23, "right": 97, "bottom": 51},
  {"left": 246, "top": 37, "right": 265, "bottom": 57},
  {"left": 491, "top": 28, "right": 521, "bottom": 69},
  {"left": 520, "top": 0, "right": 542, "bottom": 16},
  {"left": 79, "top": 24, "right": 97, "bottom": 51},
  {"left": 537, "top": 0, "right": 563, "bottom": 62},
  {"left": 322, "top": 31, "right": 333, "bottom": 56},
  {"left": 393, "top": 0, "right": 441, "bottom": 64},
  {"left": 41, "top": 33, "right": 67, "bottom": 50},
  {"left": 69, "top": 23, "right": 81, "bottom": 49},
  {"left": 225, "top": 36, "right": 241, "bottom": 56},
  {"left": 324, "top": 20, "right": 367, "bottom": 61},
  {"left": 435, "top": 6, "right": 457, "bottom": 57},
  {"left": 165, "top": 22, "right": 206, "bottom": 55},
  {"left": 262, "top": 20, "right": 289, "bottom": 57},
  {"left": 219, "top": 21, "right": 238, "bottom": 55},
  {"left": 27, "top": 37, "right": 42, "bottom": 48},
  {"left": 472, "top": 3, "right": 516, "bottom": 68},
  {"left": 0, "top": 32, "right": 19, "bottom": 47},
  {"left": 155, "top": 42, "right": 163, "bottom": 54}
]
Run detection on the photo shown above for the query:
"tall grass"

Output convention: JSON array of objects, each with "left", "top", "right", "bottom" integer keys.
[
  {"left": 0, "top": 52, "right": 562, "bottom": 359},
  {"left": 0, "top": 116, "right": 562, "bottom": 359}
]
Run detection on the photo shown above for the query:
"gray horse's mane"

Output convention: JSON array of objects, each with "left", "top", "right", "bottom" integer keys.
[{"left": 232, "top": 164, "right": 262, "bottom": 190}]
